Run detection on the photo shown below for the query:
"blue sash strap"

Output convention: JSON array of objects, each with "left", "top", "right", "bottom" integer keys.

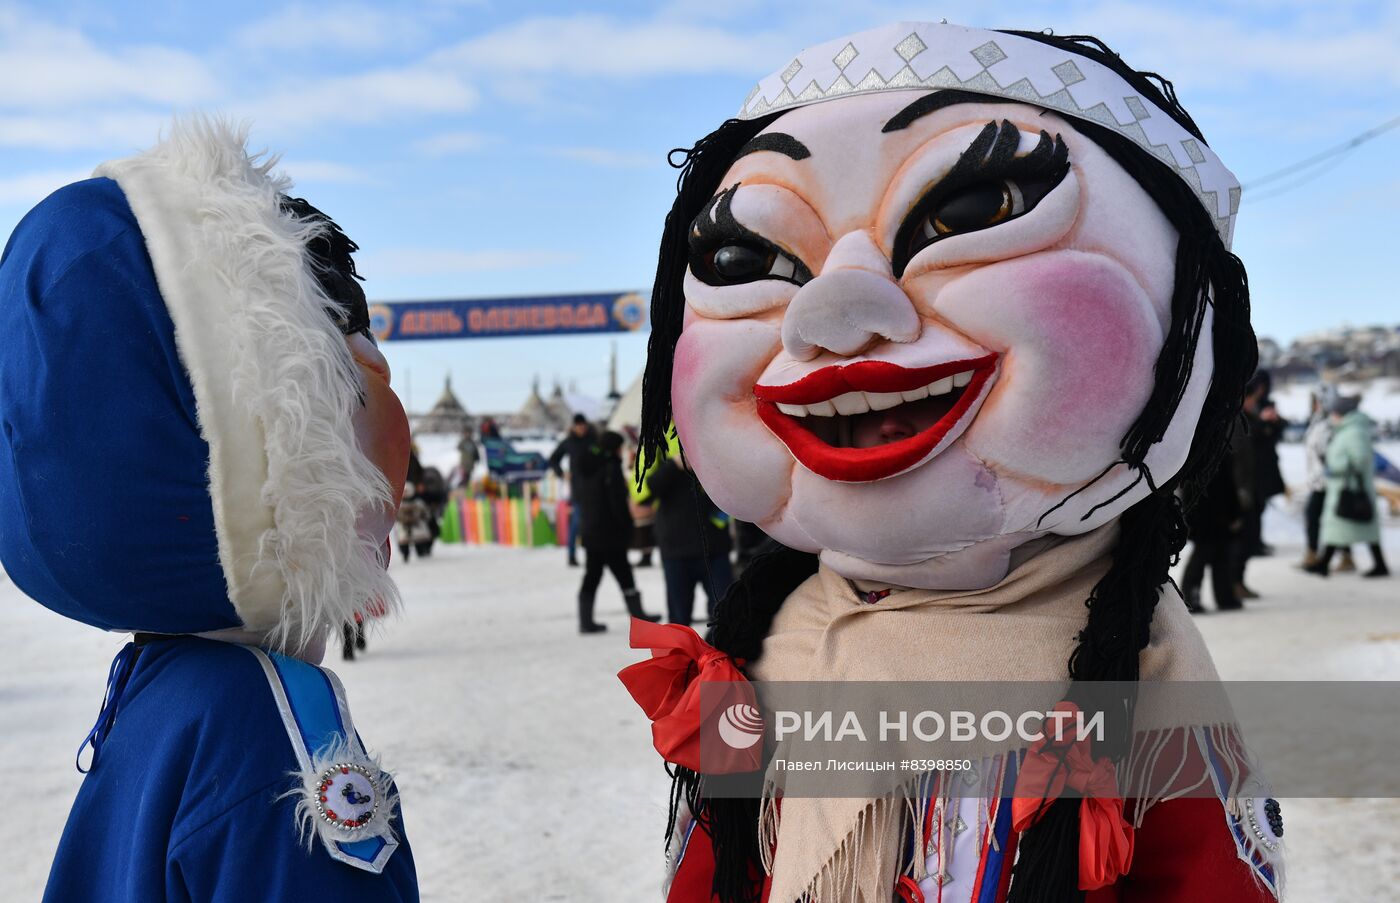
[{"left": 248, "top": 647, "right": 397, "bottom": 873}]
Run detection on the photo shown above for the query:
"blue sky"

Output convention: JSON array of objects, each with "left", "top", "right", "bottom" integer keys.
[{"left": 2, "top": 0, "right": 1397, "bottom": 413}]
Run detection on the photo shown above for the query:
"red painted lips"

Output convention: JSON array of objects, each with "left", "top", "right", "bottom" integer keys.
[{"left": 753, "top": 353, "right": 998, "bottom": 482}]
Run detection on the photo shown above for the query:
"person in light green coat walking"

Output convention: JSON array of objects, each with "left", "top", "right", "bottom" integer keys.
[{"left": 1306, "top": 395, "right": 1389, "bottom": 578}]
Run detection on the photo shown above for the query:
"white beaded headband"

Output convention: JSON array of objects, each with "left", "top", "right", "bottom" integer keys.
[{"left": 737, "top": 22, "right": 1240, "bottom": 247}]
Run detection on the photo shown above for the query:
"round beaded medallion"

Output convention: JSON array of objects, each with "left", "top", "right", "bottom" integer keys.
[
  {"left": 314, "top": 762, "right": 381, "bottom": 831},
  {"left": 1241, "top": 796, "right": 1283, "bottom": 852}
]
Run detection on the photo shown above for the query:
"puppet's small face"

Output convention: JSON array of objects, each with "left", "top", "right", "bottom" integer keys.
[
  {"left": 673, "top": 92, "right": 1208, "bottom": 588},
  {"left": 349, "top": 333, "right": 411, "bottom": 560}
]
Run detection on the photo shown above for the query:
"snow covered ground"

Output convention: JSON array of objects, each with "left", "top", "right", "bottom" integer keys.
[{"left": 4, "top": 487, "right": 1398, "bottom": 901}]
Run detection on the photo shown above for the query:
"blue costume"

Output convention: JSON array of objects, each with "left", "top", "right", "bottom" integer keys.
[{"left": 0, "top": 123, "right": 418, "bottom": 902}]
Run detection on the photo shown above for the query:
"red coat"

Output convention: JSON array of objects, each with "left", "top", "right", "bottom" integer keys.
[{"left": 668, "top": 796, "right": 1278, "bottom": 903}]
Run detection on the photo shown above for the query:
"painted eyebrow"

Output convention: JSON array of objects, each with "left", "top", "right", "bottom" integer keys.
[
  {"left": 734, "top": 132, "right": 812, "bottom": 161},
  {"left": 882, "top": 89, "right": 1011, "bottom": 133}
]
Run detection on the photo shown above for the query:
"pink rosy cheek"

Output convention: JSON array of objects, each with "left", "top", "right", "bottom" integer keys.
[
  {"left": 943, "top": 251, "right": 1163, "bottom": 485},
  {"left": 672, "top": 317, "right": 792, "bottom": 525}
]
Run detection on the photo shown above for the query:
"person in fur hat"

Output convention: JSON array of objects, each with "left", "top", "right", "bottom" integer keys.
[
  {"left": 621, "top": 23, "right": 1282, "bottom": 903},
  {"left": 0, "top": 120, "right": 418, "bottom": 901}
]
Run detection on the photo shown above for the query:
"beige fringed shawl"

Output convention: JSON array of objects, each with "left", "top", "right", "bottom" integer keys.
[{"left": 748, "top": 524, "right": 1229, "bottom": 903}]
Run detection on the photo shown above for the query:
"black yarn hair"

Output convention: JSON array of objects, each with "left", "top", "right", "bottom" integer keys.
[
  {"left": 638, "top": 31, "right": 1255, "bottom": 903},
  {"left": 278, "top": 195, "right": 372, "bottom": 340}
]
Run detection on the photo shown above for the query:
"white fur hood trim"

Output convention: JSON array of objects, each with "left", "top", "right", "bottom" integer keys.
[{"left": 94, "top": 118, "right": 399, "bottom": 651}]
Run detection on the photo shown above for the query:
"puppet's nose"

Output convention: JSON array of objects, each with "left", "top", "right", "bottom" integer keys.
[{"left": 781, "top": 231, "right": 920, "bottom": 361}]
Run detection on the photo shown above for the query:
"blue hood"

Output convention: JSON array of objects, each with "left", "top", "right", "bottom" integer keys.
[
  {"left": 0, "top": 177, "right": 238, "bottom": 633},
  {"left": 1, "top": 122, "right": 400, "bottom": 649}
]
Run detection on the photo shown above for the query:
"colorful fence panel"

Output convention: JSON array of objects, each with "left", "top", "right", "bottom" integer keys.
[{"left": 437, "top": 493, "right": 570, "bottom": 548}]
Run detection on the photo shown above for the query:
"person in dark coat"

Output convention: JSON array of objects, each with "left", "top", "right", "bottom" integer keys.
[
  {"left": 647, "top": 454, "right": 735, "bottom": 625},
  {"left": 418, "top": 466, "right": 448, "bottom": 542},
  {"left": 550, "top": 413, "right": 597, "bottom": 567},
  {"left": 1182, "top": 458, "right": 1244, "bottom": 612},
  {"left": 1250, "top": 396, "right": 1287, "bottom": 549},
  {"left": 1229, "top": 380, "right": 1261, "bottom": 599},
  {"left": 573, "top": 431, "right": 660, "bottom": 633}
]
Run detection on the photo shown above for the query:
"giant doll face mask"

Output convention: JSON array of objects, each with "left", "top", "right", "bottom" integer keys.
[
  {"left": 672, "top": 90, "right": 1217, "bottom": 589},
  {"left": 349, "top": 332, "right": 412, "bottom": 563}
]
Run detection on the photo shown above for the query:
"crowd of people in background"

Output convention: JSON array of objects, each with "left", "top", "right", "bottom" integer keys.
[
  {"left": 385, "top": 381, "right": 1391, "bottom": 628},
  {"left": 550, "top": 416, "right": 750, "bottom": 635},
  {"left": 1183, "top": 369, "right": 1391, "bottom": 614}
]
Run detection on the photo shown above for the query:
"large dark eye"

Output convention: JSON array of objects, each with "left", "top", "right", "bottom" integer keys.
[
  {"left": 715, "top": 244, "right": 773, "bottom": 280},
  {"left": 890, "top": 122, "right": 1070, "bottom": 278},
  {"left": 695, "top": 242, "right": 802, "bottom": 286},
  {"left": 926, "top": 181, "right": 1018, "bottom": 237},
  {"left": 899, "top": 173, "right": 1061, "bottom": 269}
]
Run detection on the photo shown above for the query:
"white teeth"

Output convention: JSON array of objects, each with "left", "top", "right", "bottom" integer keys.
[
  {"left": 772, "top": 367, "right": 981, "bottom": 418},
  {"left": 831, "top": 391, "right": 869, "bottom": 415},
  {"left": 867, "top": 391, "right": 904, "bottom": 411}
]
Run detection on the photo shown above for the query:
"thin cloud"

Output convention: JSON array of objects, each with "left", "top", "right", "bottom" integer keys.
[
  {"left": 371, "top": 248, "right": 579, "bottom": 277},
  {"left": 0, "top": 10, "right": 216, "bottom": 110},
  {"left": 233, "top": 4, "right": 426, "bottom": 53},
  {"left": 414, "top": 130, "right": 492, "bottom": 156},
  {"left": 435, "top": 14, "right": 785, "bottom": 76},
  {"left": 546, "top": 146, "right": 658, "bottom": 168},
  {"left": 238, "top": 65, "right": 479, "bottom": 131},
  {"left": 0, "top": 168, "right": 92, "bottom": 206},
  {"left": 284, "top": 160, "right": 371, "bottom": 184},
  {"left": 1056, "top": 2, "right": 1400, "bottom": 91},
  {"left": 0, "top": 110, "right": 170, "bottom": 152}
]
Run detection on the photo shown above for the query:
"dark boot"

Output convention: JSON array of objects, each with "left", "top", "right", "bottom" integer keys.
[
  {"left": 623, "top": 589, "right": 661, "bottom": 623},
  {"left": 1307, "top": 545, "right": 1337, "bottom": 577},
  {"left": 1183, "top": 586, "right": 1205, "bottom": 615},
  {"left": 636, "top": 550, "right": 653, "bottom": 568},
  {"left": 341, "top": 624, "right": 356, "bottom": 661},
  {"left": 354, "top": 622, "right": 366, "bottom": 651},
  {"left": 1364, "top": 545, "right": 1389, "bottom": 578},
  {"left": 578, "top": 591, "right": 606, "bottom": 634}
]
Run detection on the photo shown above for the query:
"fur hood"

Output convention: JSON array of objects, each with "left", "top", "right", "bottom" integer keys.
[{"left": 0, "top": 119, "right": 398, "bottom": 651}]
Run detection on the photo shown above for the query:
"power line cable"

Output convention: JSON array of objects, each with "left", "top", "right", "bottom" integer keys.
[
  {"left": 1241, "top": 114, "right": 1400, "bottom": 196},
  {"left": 1243, "top": 145, "right": 1364, "bottom": 204}
]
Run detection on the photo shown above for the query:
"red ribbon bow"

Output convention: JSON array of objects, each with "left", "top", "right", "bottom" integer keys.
[
  {"left": 617, "top": 618, "right": 762, "bottom": 774},
  {"left": 1011, "top": 701, "right": 1136, "bottom": 890}
]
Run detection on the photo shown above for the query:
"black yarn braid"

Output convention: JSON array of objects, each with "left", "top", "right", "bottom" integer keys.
[
  {"left": 640, "top": 33, "right": 1255, "bottom": 903},
  {"left": 665, "top": 543, "right": 820, "bottom": 903},
  {"left": 639, "top": 116, "right": 777, "bottom": 477},
  {"left": 993, "top": 34, "right": 1254, "bottom": 903},
  {"left": 641, "top": 118, "right": 810, "bottom": 902}
]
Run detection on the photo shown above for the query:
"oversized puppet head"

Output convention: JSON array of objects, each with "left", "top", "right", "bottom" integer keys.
[
  {"left": 641, "top": 23, "right": 1252, "bottom": 591},
  {"left": 0, "top": 120, "right": 411, "bottom": 654}
]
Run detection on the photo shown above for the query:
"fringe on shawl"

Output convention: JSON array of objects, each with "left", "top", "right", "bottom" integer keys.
[{"left": 758, "top": 723, "right": 1282, "bottom": 902}]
